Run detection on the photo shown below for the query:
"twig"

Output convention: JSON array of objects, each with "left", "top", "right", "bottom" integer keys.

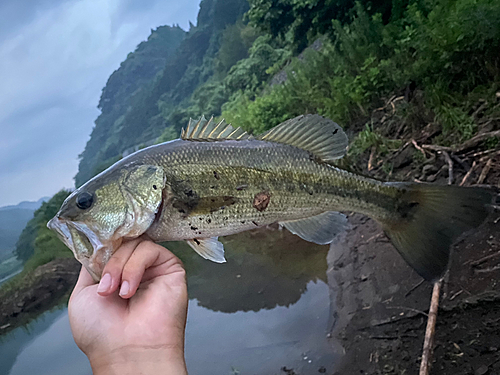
[
  {"left": 465, "top": 148, "right": 500, "bottom": 159},
  {"left": 420, "top": 144, "right": 453, "bottom": 152},
  {"left": 370, "top": 334, "right": 418, "bottom": 340},
  {"left": 419, "top": 281, "right": 441, "bottom": 375},
  {"left": 441, "top": 151, "right": 453, "bottom": 185},
  {"left": 387, "top": 306, "right": 428, "bottom": 317},
  {"left": 451, "top": 154, "right": 468, "bottom": 170},
  {"left": 456, "top": 129, "right": 500, "bottom": 152},
  {"left": 459, "top": 161, "right": 477, "bottom": 186},
  {"left": 368, "top": 146, "right": 376, "bottom": 171},
  {"left": 405, "top": 279, "right": 425, "bottom": 297},
  {"left": 479, "top": 150, "right": 500, "bottom": 163},
  {"left": 412, "top": 139, "right": 428, "bottom": 157},
  {"left": 477, "top": 158, "right": 493, "bottom": 184},
  {"left": 467, "top": 250, "right": 500, "bottom": 267},
  {"left": 449, "top": 290, "right": 463, "bottom": 301},
  {"left": 475, "top": 265, "right": 500, "bottom": 273}
]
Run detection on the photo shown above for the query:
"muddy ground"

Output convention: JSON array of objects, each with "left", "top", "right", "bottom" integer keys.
[{"left": 328, "top": 211, "right": 500, "bottom": 375}]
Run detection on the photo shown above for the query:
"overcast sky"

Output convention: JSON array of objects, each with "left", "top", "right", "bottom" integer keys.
[{"left": 0, "top": 0, "right": 201, "bottom": 207}]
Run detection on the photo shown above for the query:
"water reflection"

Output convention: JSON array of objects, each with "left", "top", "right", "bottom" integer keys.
[
  {"left": 1, "top": 228, "right": 337, "bottom": 374},
  {"left": 0, "top": 309, "right": 90, "bottom": 375},
  {"left": 168, "top": 227, "right": 329, "bottom": 313}
]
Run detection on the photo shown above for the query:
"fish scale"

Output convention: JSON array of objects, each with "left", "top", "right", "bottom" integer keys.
[{"left": 142, "top": 139, "right": 398, "bottom": 241}]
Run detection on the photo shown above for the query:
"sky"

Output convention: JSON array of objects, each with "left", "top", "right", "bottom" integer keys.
[{"left": 0, "top": 0, "right": 201, "bottom": 207}]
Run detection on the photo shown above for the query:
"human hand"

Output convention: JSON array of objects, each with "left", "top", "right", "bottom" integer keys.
[{"left": 68, "top": 237, "right": 188, "bottom": 375}]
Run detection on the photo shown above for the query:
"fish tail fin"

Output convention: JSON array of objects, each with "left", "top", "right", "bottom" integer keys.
[{"left": 381, "top": 183, "right": 496, "bottom": 281}]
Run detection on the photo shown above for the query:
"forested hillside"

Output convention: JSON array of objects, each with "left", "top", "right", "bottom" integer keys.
[{"left": 75, "top": 0, "right": 249, "bottom": 186}]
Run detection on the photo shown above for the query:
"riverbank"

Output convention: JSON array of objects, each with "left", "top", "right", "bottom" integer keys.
[
  {"left": 329, "top": 210, "right": 500, "bottom": 374},
  {"left": 0, "top": 258, "right": 79, "bottom": 336}
]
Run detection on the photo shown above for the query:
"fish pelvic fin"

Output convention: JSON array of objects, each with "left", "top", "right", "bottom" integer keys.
[
  {"left": 382, "top": 183, "right": 496, "bottom": 281},
  {"left": 187, "top": 237, "right": 226, "bottom": 263},
  {"left": 280, "top": 211, "right": 349, "bottom": 245},
  {"left": 181, "top": 116, "right": 250, "bottom": 141},
  {"left": 257, "top": 114, "right": 348, "bottom": 162}
]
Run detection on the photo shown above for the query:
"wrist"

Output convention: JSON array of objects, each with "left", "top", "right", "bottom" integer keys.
[{"left": 90, "top": 345, "right": 187, "bottom": 375}]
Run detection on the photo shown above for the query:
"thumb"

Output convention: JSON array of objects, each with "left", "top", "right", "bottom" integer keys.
[{"left": 71, "top": 266, "right": 96, "bottom": 297}]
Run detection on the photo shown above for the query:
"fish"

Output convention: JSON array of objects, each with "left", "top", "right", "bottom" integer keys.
[{"left": 48, "top": 114, "right": 496, "bottom": 282}]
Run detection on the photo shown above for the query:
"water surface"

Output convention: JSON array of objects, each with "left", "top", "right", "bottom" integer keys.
[{"left": 0, "top": 229, "right": 337, "bottom": 374}]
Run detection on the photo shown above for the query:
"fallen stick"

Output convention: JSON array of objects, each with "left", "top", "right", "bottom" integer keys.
[
  {"left": 477, "top": 158, "right": 493, "bottom": 184},
  {"left": 459, "top": 161, "right": 477, "bottom": 186},
  {"left": 441, "top": 151, "right": 453, "bottom": 185},
  {"left": 412, "top": 139, "right": 428, "bottom": 157},
  {"left": 419, "top": 281, "right": 441, "bottom": 375}
]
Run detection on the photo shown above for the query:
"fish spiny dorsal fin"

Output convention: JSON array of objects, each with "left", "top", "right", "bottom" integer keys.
[
  {"left": 257, "top": 114, "right": 348, "bottom": 162},
  {"left": 181, "top": 116, "right": 250, "bottom": 141}
]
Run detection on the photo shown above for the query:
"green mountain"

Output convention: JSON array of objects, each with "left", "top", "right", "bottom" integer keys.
[
  {"left": 0, "top": 198, "right": 47, "bottom": 260},
  {"left": 75, "top": 25, "right": 187, "bottom": 186},
  {"left": 75, "top": 0, "right": 249, "bottom": 187}
]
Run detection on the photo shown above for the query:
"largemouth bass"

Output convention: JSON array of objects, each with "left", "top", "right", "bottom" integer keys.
[{"left": 48, "top": 115, "right": 495, "bottom": 281}]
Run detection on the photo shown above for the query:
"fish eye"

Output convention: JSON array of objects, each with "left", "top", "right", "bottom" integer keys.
[{"left": 76, "top": 192, "right": 94, "bottom": 210}]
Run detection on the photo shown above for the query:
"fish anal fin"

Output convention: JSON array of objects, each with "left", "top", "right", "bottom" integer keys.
[
  {"left": 280, "top": 211, "right": 348, "bottom": 245},
  {"left": 257, "top": 114, "right": 348, "bottom": 162},
  {"left": 187, "top": 237, "right": 226, "bottom": 263}
]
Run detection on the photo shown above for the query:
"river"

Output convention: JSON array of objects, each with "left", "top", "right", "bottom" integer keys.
[{"left": 0, "top": 228, "right": 339, "bottom": 374}]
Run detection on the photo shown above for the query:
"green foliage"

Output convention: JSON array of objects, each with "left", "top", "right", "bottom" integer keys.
[
  {"left": 225, "top": 0, "right": 500, "bottom": 141},
  {"left": 78, "top": 0, "right": 500, "bottom": 189},
  {"left": 348, "top": 124, "right": 402, "bottom": 157},
  {"left": 15, "top": 190, "right": 71, "bottom": 262}
]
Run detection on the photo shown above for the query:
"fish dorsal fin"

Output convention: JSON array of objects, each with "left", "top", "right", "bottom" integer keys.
[
  {"left": 257, "top": 114, "right": 348, "bottom": 162},
  {"left": 279, "top": 211, "right": 349, "bottom": 245},
  {"left": 187, "top": 237, "right": 226, "bottom": 263},
  {"left": 181, "top": 116, "right": 250, "bottom": 141}
]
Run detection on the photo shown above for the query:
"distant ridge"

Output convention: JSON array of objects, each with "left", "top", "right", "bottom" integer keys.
[{"left": 0, "top": 197, "right": 49, "bottom": 212}]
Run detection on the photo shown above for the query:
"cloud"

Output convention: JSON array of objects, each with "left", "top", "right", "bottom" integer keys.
[{"left": 0, "top": 0, "right": 201, "bottom": 206}]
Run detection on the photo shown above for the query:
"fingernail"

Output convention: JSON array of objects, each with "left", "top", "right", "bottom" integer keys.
[
  {"left": 119, "top": 280, "right": 130, "bottom": 297},
  {"left": 97, "top": 273, "right": 111, "bottom": 293}
]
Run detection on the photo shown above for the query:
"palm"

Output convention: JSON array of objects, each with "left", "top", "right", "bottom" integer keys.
[{"left": 68, "top": 240, "right": 188, "bottom": 361}]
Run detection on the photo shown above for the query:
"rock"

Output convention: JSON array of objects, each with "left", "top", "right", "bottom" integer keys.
[{"left": 475, "top": 365, "right": 489, "bottom": 375}]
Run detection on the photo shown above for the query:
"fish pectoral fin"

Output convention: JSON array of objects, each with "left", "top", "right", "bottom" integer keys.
[
  {"left": 256, "top": 114, "right": 348, "bottom": 163},
  {"left": 280, "top": 211, "right": 349, "bottom": 245},
  {"left": 187, "top": 237, "right": 226, "bottom": 263}
]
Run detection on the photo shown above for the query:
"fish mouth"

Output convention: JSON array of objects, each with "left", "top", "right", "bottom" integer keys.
[{"left": 47, "top": 217, "right": 110, "bottom": 281}]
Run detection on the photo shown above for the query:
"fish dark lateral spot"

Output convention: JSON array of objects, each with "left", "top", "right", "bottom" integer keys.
[
  {"left": 253, "top": 191, "right": 271, "bottom": 212},
  {"left": 194, "top": 239, "right": 200, "bottom": 245},
  {"left": 191, "top": 226, "right": 198, "bottom": 231},
  {"left": 332, "top": 128, "right": 338, "bottom": 135},
  {"left": 153, "top": 185, "right": 157, "bottom": 190},
  {"left": 213, "top": 171, "right": 220, "bottom": 180},
  {"left": 252, "top": 220, "right": 259, "bottom": 226},
  {"left": 207, "top": 218, "right": 212, "bottom": 224}
]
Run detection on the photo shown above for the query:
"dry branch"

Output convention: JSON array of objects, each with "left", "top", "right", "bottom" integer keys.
[
  {"left": 477, "top": 159, "right": 494, "bottom": 184},
  {"left": 441, "top": 151, "right": 453, "bottom": 185},
  {"left": 419, "top": 281, "right": 442, "bottom": 375},
  {"left": 455, "top": 130, "right": 500, "bottom": 152},
  {"left": 460, "top": 161, "right": 477, "bottom": 186}
]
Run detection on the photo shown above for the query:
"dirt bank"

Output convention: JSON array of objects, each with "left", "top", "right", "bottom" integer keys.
[
  {"left": 328, "top": 203, "right": 500, "bottom": 374},
  {"left": 0, "top": 258, "right": 80, "bottom": 335}
]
